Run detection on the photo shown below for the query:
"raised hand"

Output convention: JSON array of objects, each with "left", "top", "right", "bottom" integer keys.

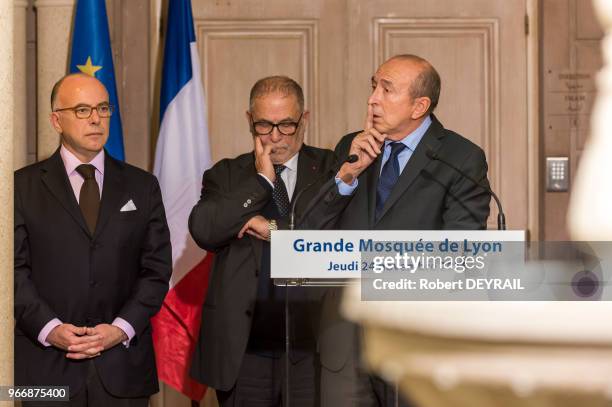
[
  {"left": 254, "top": 136, "right": 276, "bottom": 183},
  {"left": 338, "top": 104, "right": 387, "bottom": 184}
]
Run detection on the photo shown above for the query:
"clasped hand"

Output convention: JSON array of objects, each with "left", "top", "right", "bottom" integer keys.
[{"left": 47, "top": 323, "right": 128, "bottom": 359}]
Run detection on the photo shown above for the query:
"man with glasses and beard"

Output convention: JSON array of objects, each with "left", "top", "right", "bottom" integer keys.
[{"left": 189, "top": 76, "right": 336, "bottom": 406}]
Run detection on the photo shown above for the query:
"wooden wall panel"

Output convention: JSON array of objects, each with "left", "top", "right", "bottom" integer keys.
[
  {"left": 576, "top": 0, "right": 604, "bottom": 40},
  {"left": 198, "top": 20, "right": 318, "bottom": 163},
  {"left": 346, "top": 0, "right": 530, "bottom": 231},
  {"left": 191, "top": 0, "right": 348, "bottom": 151},
  {"left": 541, "top": 0, "right": 603, "bottom": 240},
  {"left": 374, "top": 18, "right": 501, "bottom": 201}
]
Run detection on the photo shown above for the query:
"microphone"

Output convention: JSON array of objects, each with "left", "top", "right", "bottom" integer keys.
[
  {"left": 425, "top": 148, "right": 506, "bottom": 230},
  {"left": 289, "top": 154, "right": 358, "bottom": 230}
]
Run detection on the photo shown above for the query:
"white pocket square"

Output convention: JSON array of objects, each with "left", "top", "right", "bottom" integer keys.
[{"left": 120, "top": 199, "right": 137, "bottom": 212}]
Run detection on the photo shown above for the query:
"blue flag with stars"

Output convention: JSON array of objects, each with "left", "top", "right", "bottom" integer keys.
[{"left": 69, "top": 0, "right": 125, "bottom": 161}]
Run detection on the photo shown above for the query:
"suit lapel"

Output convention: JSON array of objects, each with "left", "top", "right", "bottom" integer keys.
[
  {"left": 366, "top": 154, "right": 384, "bottom": 228},
  {"left": 374, "top": 116, "right": 444, "bottom": 226},
  {"left": 41, "top": 149, "right": 91, "bottom": 237},
  {"left": 93, "top": 152, "right": 125, "bottom": 240},
  {"left": 292, "top": 145, "right": 320, "bottom": 212}
]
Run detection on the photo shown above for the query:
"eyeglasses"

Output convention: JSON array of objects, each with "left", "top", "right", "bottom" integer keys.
[
  {"left": 250, "top": 113, "right": 303, "bottom": 136},
  {"left": 54, "top": 103, "right": 113, "bottom": 119}
]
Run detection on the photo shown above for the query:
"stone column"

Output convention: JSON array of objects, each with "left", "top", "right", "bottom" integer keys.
[
  {"left": 14, "top": 1, "right": 28, "bottom": 170},
  {"left": 0, "top": 0, "right": 14, "bottom": 404},
  {"left": 34, "top": 0, "right": 74, "bottom": 160}
]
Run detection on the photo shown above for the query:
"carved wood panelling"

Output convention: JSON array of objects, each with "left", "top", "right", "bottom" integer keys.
[
  {"left": 374, "top": 18, "right": 501, "bottom": 218},
  {"left": 196, "top": 20, "right": 318, "bottom": 162}
]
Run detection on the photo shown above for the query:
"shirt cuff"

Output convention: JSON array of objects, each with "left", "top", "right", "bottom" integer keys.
[
  {"left": 38, "top": 318, "right": 62, "bottom": 347},
  {"left": 112, "top": 317, "right": 135, "bottom": 348},
  {"left": 258, "top": 173, "right": 274, "bottom": 189},
  {"left": 335, "top": 176, "right": 358, "bottom": 196}
]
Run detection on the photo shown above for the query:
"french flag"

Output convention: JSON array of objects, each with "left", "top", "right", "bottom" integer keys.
[{"left": 151, "top": 0, "right": 212, "bottom": 402}]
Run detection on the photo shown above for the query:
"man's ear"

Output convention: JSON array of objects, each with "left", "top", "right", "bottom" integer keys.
[
  {"left": 302, "top": 110, "right": 310, "bottom": 126},
  {"left": 245, "top": 111, "right": 255, "bottom": 134},
  {"left": 49, "top": 112, "right": 63, "bottom": 134},
  {"left": 411, "top": 97, "right": 431, "bottom": 120}
]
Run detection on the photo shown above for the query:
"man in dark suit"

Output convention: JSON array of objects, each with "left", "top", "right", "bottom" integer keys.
[
  {"left": 306, "top": 55, "right": 491, "bottom": 406},
  {"left": 189, "top": 76, "right": 336, "bottom": 406},
  {"left": 14, "top": 73, "right": 172, "bottom": 407}
]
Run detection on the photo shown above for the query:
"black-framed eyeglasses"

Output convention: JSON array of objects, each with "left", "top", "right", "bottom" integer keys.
[
  {"left": 250, "top": 113, "right": 303, "bottom": 136},
  {"left": 54, "top": 103, "right": 113, "bottom": 119}
]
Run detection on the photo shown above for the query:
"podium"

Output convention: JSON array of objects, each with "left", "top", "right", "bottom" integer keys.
[
  {"left": 271, "top": 229, "right": 526, "bottom": 289},
  {"left": 271, "top": 231, "right": 612, "bottom": 405},
  {"left": 271, "top": 229, "right": 530, "bottom": 406}
]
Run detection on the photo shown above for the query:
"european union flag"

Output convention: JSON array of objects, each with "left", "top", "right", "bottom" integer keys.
[{"left": 69, "top": 0, "right": 125, "bottom": 161}]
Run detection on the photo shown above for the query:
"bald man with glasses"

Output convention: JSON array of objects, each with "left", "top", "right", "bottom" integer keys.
[{"left": 14, "top": 73, "right": 171, "bottom": 406}]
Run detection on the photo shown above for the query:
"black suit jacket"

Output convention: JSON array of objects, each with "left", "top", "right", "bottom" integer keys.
[
  {"left": 305, "top": 115, "right": 491, "bottom": 370},
  {"left": 14, "top": 149, "right": 172, "bottom": 398},
  {"left": 188, "top": 144, "right": 336, "bottom": 391}
]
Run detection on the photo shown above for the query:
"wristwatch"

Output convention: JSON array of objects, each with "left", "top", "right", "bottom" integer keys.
[{"left": 268, "top": 219, "right": 278, "bottom": 241}]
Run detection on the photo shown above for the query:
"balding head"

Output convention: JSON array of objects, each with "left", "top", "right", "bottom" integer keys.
[
  {"left": 385, "top": 54, "right": 441, "bottom": 115},
  {"left": 49, "top": 73, "right": 111, "bottom": 163},
  {"left": 50, "top": 73, "right": 108, "bottom": 110},
  {"left": 249, "top": 76, "right": 305, "bottom": 113}
]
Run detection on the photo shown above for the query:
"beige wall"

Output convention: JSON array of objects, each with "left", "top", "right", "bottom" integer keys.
[{"left": 541, "top": 0, "right": 603, "bottom": 240}]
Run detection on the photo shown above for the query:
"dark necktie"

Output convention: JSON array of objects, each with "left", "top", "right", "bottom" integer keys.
[
  {"left": 376, "top": 142, "right": 407, "bottom": 220},
  {"left": 273, "top": 164, "right": 291, "bottom": 217},
  {"left": 76, "top": 164, "right": 100, "bottom": 234}
]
